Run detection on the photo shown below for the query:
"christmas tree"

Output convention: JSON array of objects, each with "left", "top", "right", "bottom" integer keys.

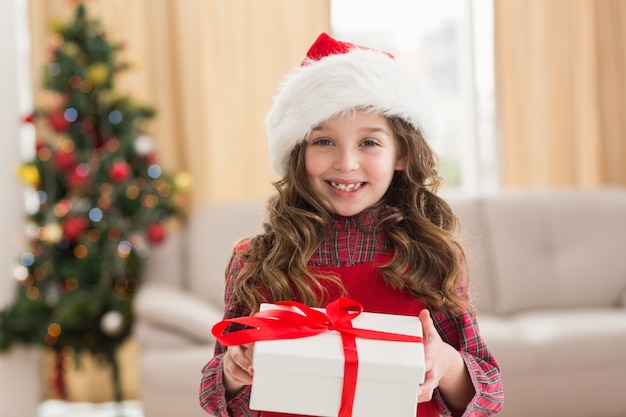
[{"left": 0, "top": 4, "right": 188, "bottom": 402}]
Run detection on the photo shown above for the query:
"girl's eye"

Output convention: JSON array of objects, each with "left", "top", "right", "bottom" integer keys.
[
  {"left": 312, "top": 138, "right": 333, "bottom": 146},
  {"left": 361, "top": 139, "right": 380, "bottom": 147}
]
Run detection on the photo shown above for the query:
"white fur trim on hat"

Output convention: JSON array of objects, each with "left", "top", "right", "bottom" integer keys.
[{"left": 265, "top": 48, "right": 434, "bottom": 177}]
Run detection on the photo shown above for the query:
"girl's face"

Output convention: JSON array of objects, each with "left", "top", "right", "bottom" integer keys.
[{"left": 304, "top": 109, "right": 405, "bottom": 217}]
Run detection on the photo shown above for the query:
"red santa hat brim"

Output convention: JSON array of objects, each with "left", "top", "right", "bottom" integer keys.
[{"left": 265, "top": 33, "right": 435, "bottom": 177}]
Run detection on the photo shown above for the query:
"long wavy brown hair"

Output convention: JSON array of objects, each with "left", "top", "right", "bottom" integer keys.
[{"left": 231, "top": 114, "right": 471, "bottom": 314}]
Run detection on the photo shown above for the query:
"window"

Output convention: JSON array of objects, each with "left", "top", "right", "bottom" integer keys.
[{"left": 331, "top": 0, "right": 497, "bottom": 192}]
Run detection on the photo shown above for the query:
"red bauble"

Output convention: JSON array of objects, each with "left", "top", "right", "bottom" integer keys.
[
  {"left": 67, "top": 168, "right": 90, "bottom": 190},
  {"left": 53, "top": 151, "right": 76, "bottom": 172},
  {"left": 62, "top": 216, "right": 89, "bottom": 242},
  {"left": 48, "top": 112, "right": 70, "bottom": 132},
  {"left": 146, "top": 222, "right": 166, "bottom": 244},
  {"left": 109, "top": 161, "right": 131, "bottom": 182}
]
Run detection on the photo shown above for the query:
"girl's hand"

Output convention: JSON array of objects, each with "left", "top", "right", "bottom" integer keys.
[
  {"left": 417, "top": 309, "right": 471, "bottom": 409},
  {"left": 222, "top": 343, "right": 255, "bottom": 398}
]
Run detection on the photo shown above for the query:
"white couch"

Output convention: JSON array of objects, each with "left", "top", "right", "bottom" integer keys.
[
  {"left": 134, "top": 201, "right": 267, "bottom": 417},
  {"left": 134, "top": 188, "right": 626, "bottom": 417}
]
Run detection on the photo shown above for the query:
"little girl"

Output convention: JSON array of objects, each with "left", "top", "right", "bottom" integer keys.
[{"left": 199, "top": 33, "right": 503, "bottom": 417}]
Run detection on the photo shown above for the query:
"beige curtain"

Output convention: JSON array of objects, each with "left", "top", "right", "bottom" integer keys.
[
  {"left": 29, "top": 0, "right": 330, "bottom": 206},
  {"left": 495, "top": 0, "right": 626, "bottom": 187}
]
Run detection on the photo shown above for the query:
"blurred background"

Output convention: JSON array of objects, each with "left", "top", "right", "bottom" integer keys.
[{"left": 1, "top": 0, "right": 625, "bottom": 415}]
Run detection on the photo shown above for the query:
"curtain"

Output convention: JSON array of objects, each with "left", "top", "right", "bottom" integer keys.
[
  {"left": 495, "top": 0, "right": 626, "bottom": 186},
  {"left": 28, "top": 0, "right": 330, "bottom": 206}
]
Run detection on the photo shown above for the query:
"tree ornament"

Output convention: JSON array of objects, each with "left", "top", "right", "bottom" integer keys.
[
  {"left": 86, "top": 62, "right": 110, "bottom": 86},
  {"left": 44, "top": 223, "right": 63, "bottom": 244},
  {"left": 48, "top": 111, "right": 71, "bottom": 132},
  {"left": 174, "top": 172, "right": 193, "bottom": 193},
  {"left": 12, "top": 264, "right": 29, "bottom": 281},
  {"left": 134, "top": 133, "right": 154, "bottom": 156},
  {"left": 16, "top": 164, "right": 41, "bottom": 186},
  {"left": 100, "top": 310, "right": 125, "bottom": 337},
  {"left": 53, "top": 150, "right": 76, "bottom": 172},
  {"left": 61, "top": 216, "right": 89, "bottom": 242},
  {"left": 67, "top": 170, "right": 89, "bottom": 190},
  {"left": 146, "top": 222, "right": 166, "bottom": 244},
  {"left": 67, "top": 164, "right": 90, "bottom": 190},
  {"left": 54, "top": 199, "right": 73, "bottom": 217},
  {"left": 109, "top": 161, "right": 131, "bottom": 182}
]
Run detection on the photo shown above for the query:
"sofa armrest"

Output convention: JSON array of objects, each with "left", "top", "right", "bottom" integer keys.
[{"left": 134, "top": 282, "right": 224, "bottom": 344}]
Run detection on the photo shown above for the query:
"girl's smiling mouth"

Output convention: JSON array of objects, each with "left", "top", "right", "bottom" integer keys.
[{"left": 328, "top": 181, "right": 364, "bottom": 192}]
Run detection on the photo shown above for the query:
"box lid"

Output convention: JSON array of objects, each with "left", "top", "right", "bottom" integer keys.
[{"left": 252, "top": 303, "right": 425, "bottom": 384}]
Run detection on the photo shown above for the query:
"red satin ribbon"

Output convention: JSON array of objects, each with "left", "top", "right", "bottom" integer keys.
[{"left": 211, "top": 297, "right": 423, "bottom": 417}]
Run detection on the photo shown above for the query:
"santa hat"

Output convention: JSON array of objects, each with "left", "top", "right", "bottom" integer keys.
[{"left": 265, "top": 32, "right": 434, "bottom": 177}]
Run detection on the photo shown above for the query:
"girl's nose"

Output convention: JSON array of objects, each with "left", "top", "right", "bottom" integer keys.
[{"left": 333, "top": 147, "right": 359, "bottom": 171}]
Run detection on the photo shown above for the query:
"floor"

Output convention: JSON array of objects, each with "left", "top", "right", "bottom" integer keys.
[{"left": 37, "top": 400, "right": 144, "bottom": 417}]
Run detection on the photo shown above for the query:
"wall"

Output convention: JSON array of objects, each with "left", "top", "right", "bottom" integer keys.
[
  {"left": 0, "top": 0, "right": 26, "bottom": 308},
  {"left": 0, "top": 1, "right": 42, "bottom": 416}
]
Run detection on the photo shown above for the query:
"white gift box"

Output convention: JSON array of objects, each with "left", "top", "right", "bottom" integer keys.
[{"left": 249, "top": 303, "right": 425, "bottom": 417}]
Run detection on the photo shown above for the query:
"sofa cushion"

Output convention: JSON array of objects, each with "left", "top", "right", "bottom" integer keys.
[
  {"left": 477, "top": 188, "right": 626, "bottom": 314},
  {"left": 479, "top": 308, "right": 626, "bottom": 374},
  {"left": 134, "top": 321, "right": 200, "bottom": 348},
  {"left": 446, "top": 194, "right": 495, "bottom": 313},
  {"left": 134, "top": 283, "right": 222, "bottom": 343},
  {"left": 142, "top": 228, "right": 185, "bottom": 287},
  {"left": 186, "top": 200, "right": 267, "bottom": 309}
]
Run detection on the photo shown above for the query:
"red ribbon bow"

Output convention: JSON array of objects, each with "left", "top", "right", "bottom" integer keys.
[{"left": 211, "top": 297, "right": 423, "bottom": 417}]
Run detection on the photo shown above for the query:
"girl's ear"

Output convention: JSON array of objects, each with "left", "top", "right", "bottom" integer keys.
[{"left": 394, "top": 154, "right": 407, "bottom": 171}]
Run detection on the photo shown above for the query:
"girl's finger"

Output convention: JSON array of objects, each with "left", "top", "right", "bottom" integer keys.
[{"left": 419, "top": 309, "right": 436, "bottom": 341}]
